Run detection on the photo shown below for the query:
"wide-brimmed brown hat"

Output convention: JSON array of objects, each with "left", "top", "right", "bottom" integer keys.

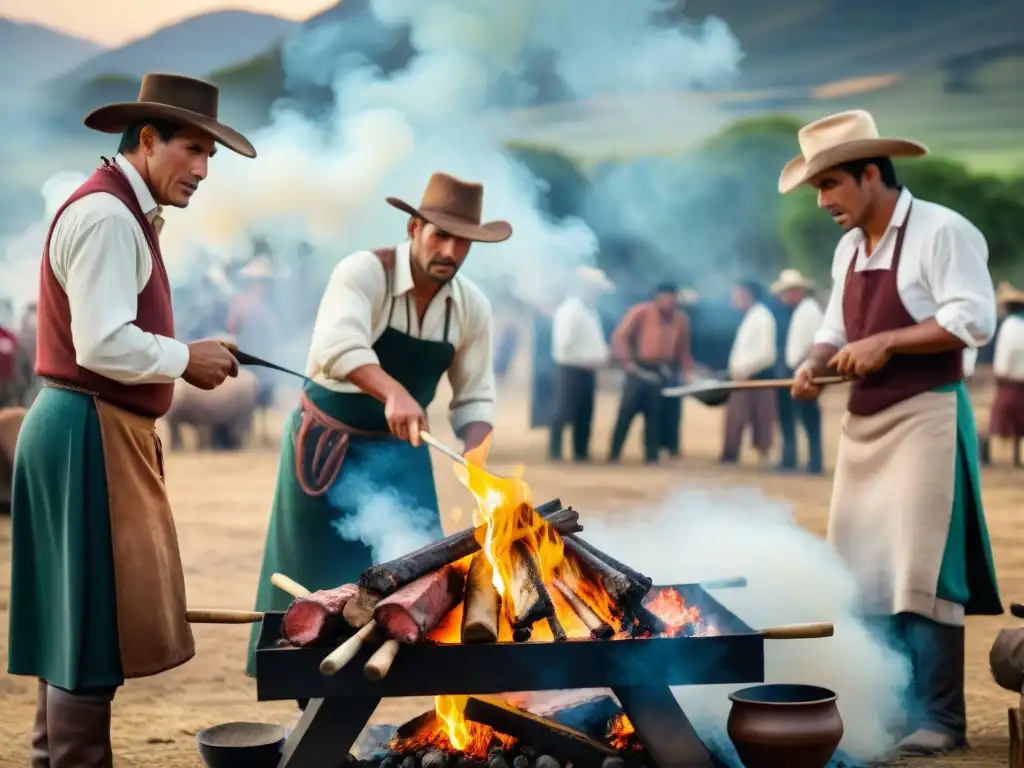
[
  {"left": 84, "top": 72, "right": 256, "bottom": 158},
  {"left": 386, "top": 172, "right": 512, "bottom": 243},
  {"left": 778, "top": 110, "right": 926, "bottom": 194}
]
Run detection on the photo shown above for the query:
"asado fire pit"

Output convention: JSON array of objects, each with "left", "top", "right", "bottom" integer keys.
[{"left": 247, "top": 500, "right": 834, "bottom": 768}]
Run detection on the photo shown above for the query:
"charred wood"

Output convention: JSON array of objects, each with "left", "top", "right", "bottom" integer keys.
[
  {"left": 552, "top": 578, "right": 613, "bottom": 640},
  {"left": 360, "top": 503, "right": 579, "bottom": 596},
  {"left": 508, "top": 542, "right": 555, "bottom": 633},
  {"left": 561, "top": 538, "right": 647, "bottom": 611},
  {"left": 464, "top": 696, "right": 618, "bottom": 767},
  {"left": 344, "top": 587, "right": 382, "bottom": 628}
]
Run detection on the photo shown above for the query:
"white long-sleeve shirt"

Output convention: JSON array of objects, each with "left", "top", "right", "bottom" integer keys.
[
  {"left": 785, "top": 296, "right": 824, "bottom": 370},
  {"left": 993, "top": 315, "right": 1024, "bottom": 381},
  {"left": 551, "top": 296, "right": 608, "bottom": 368},
  {"left": 814, "top": 188, "right": 996, "bottom": 351},
  {"left": 48, "top": 153, "right": 190, "bottom": 384},
  {"left": 306, "top": 241, "right": 496, "bottom": 433},
  {"left": 729, "top": 302, "right": 777, "bottom": 381}
]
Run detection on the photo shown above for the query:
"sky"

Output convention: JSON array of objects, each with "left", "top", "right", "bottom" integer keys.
[{"left": 0, "top": 0, "right": 338, "bottom": 47}]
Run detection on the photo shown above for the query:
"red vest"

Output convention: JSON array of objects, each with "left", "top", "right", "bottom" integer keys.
[{"left": 35, "top": 159, "right": 177, "bottom": 418}]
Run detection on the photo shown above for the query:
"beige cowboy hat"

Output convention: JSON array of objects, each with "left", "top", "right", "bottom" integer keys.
[
  {"left": 770, "top": 268, "right": 815, "bottom": 294},
  {"left": 677, "top": 288, "right": 700, "bottom": 305},
  {"left": 84, "top": 72, "right": 256, "bottom": 158},
  {"left": 576, "top": 265, "right": 615, "bottom": 292},
  {"left": 386, "top": 172, "right": 512, "bottom": 243},
  {"left": 996, "top": 281, "right": 1024, "bottom": 305},
  {"left": 778, "top": 110, "right": 927, "bottom": 194}
]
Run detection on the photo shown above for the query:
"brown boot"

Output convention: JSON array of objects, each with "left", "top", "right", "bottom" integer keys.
[
  {"left": 30, "top": 679, "right": 49, "bottom": 767},
  {"left": 45, "top": 685, "right": 115, "bottom": 768}
]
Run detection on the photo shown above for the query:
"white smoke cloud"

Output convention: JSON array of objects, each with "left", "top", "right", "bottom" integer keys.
[
  {"left": 577, "top": 487, "right": 911, "bottom": 765},
  {"left": 0, "top": 171, "right": 89, "bottom": 318},
  {"left": 160, "top": 0, "right": 744, "bottom": 306}
]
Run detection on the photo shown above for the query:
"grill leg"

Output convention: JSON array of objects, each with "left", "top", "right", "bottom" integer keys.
[
  {"left": 277, "top": 695, "right": 382, "bottom": 768},
  {"left": 612, "top": 686, "right": 715, "bottom": 768}
]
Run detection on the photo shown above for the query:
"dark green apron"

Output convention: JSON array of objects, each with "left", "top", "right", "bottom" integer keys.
[{"left": 246, "top": 255, "right": 456, "bottom": 675}]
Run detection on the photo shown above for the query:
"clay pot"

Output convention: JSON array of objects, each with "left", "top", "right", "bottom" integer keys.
[
  {"left": 727, "top": 684, "right": 843, "bottom": 768},
  {"left": 196, "top": 722, "right": 286, "bottom": 768}
]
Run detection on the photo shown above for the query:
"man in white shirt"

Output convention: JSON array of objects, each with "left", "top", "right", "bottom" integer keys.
[
  {"left": 769, "top": 269, "right": 825, "bottom": 473},
  {"left": 984, "top": 282, "right": 1024, "bottom": 467},
  {"left": 722, "top": 280, "right": 778, "bottom": 465},
  {"left": 247, "top": 172, "right": 508, "bottom": 678},
  {"left": 7, "top": 73, "right": 252, "bottom": 767},
  {"left": 549, "top": 266, "right": 614, "bottom": 462},
  {"left": 786, "top": 110, "right": 1002, "bottom": 756}
]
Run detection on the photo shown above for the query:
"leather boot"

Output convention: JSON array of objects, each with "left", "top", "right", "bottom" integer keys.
[
  {"left": 45, "top": 685, "right": 115, "bottom": 768},
  {"left": 30, "top": 678, "right": 49, "bottom": 767}
]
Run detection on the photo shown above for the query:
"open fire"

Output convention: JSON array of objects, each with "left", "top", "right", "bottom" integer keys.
[{"left": 403, "top": 438, "right": 711, "bottom": 759}]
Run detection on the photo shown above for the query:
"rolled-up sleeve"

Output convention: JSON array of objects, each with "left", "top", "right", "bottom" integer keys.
[
  {"left": 927, "top": 221, "right": 997, "bottom": 348},
  {"left": 448, "top": 288, "right": 496, "bottom": 435},
  {"left": 308, "top": 251, "right": 386, "bottom": 379}
]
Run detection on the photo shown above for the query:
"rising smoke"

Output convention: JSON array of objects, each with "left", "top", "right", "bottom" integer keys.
[{"left": 579, "top": 487, "right": 911, "bottom": 765}]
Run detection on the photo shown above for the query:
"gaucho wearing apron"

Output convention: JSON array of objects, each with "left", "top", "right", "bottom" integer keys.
[
  {"left": 827, "top": 202, "right": 1001, "bottom": 742},
  {"left": 245, "top": 248, "right": 452, "bottom": 675},
  {"left": 8, "top": 160, "right": 194, "bottom": 694}
]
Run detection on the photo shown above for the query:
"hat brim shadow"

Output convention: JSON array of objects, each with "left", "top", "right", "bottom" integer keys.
[
  {"left": 778, "top": 137, "right": 927, "bottom": 194},
  {"left": 386, "top": 197, "right": 512, "bottom": 243},
  {"left": 84, "top": 102, "right": 256, "bottom": 158}
]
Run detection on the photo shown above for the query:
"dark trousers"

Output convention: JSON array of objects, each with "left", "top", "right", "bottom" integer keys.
[
  {"left": 660, "top": 378, "right": 683, "bottom": 456},
  {"left": 776, "top": 389, "right": 823, "bottom": 472},
  {"left": 610, "top": 372, "right": 663, "bottom": 463},
  {"left": 866, "top": 613, "right": 966, "bottom": 742},
  {"left": 549, "top": 366, "right": 597, "bottom": 461}
]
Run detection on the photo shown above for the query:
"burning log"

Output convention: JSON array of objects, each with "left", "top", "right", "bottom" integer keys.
[
  {"left": 562, "top": 537, "right": 649, "bottom": 611},
  {"left": 281, "top": 584, "right": 359, "bottom": 646},
  {"left": 540, "top": 696, "right": 622, "bottom": 740},
  {"left": 463, "top": 696, "right": 619, "bottom": 767},
  {"left": 563, "top": 535, "right": 652, "bottom": 594},
  {"left": 552, "top": 578, "right": 613, "bottom": 640},
  {"left": 359, "top": 501, "right": 577, "bottom": 597},
  {"left": 461, "top": 552, "right": 501, "bottom": 643},
  {"left": 508, "top": 542, "right": 556, "bottom": 641}
]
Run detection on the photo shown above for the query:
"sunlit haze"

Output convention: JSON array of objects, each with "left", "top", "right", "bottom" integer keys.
[{"left": 0, "top": 0, "right": 338, "bottom": 46}]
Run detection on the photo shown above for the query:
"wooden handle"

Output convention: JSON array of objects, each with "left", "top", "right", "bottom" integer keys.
[
  {"left": 746, "top": 376, "right": 847, "bottom": 390},
  {"left": 186, "top": 609, "right": 263, "bottom": 624},
  {"left": 760, "top": 622, "right": 834, "bottom": 639},
  {"left": 420, "top": 431, "right": 468, "bottom": 467},
  {"left": 271, "top": 573, "right": 310, "bottom": 598},
  {"left": 363, "top": 639, "right": 401, "bottom": 681},
  {"left": 319, "top": 620, "right": 379, "bottom": 676}
]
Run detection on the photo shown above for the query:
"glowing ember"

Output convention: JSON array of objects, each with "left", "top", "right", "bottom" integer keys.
[
  {"left": 606, "top": 713, "right": 642, "bottom": 751},
  {"left": 645, "top": 588, "right": 717, "bottom": 637},
  {"left": 390, "top": 696, "right": 514, "bottom": 759}
]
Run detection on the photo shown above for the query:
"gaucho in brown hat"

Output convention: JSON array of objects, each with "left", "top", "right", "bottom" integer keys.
[
  {"left": 786, "top": 110, "right": 1001, "bottom": 757},
  {"left": 6, "top": 73, "right": 254, "bottom": 765},
  {"left": 245, "top": 172, "right": 511, "bottom": 676}
]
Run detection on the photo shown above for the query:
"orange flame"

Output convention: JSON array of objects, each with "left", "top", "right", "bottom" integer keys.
[{"left": 607, "top": 713, "right": 641, "bottom": 751}]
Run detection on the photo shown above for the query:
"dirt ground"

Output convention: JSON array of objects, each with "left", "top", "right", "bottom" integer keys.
[{"left": 1, "top": 368, "right": 1022, "bottom": 767}]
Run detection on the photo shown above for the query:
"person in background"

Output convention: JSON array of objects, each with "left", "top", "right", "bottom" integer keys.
[
  {"left": 608, "top": 282, "right": 693, "bottom": 464},
  {"left": 549, "top": 266, "right": 614, "bottom": 462},
  {"left": 982, "top": 282, "right": 1024, "bottom": 467},
  {"left": 721, "top": 279, "right": 778, "bottom": 466},
  {"left": 786, "top": 110, "right": 1001, "bottom": 756},
  {"left": 227, "top": 253, "right": 278, "bottom": 444},
  {"left": 7, "top": 72, "right": 251, "bottom": 767},
  {"left": 770, "top": 269, "right": 825, "bottom": 473},
  {"left": 659, "top": 288, "right": 700, "bottom": 457}
]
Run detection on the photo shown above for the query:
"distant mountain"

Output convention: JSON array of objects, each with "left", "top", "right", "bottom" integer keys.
[
  {"left": 0, "top": 19, "right": 103, "bottom": 90},
  {"left": 53, "top": 11, "right": 297, "bottom": 86}
]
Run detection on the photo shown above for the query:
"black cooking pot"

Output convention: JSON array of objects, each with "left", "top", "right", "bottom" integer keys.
[{"left": 196, "top": 722, "right": 286, "bottom": 768}]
